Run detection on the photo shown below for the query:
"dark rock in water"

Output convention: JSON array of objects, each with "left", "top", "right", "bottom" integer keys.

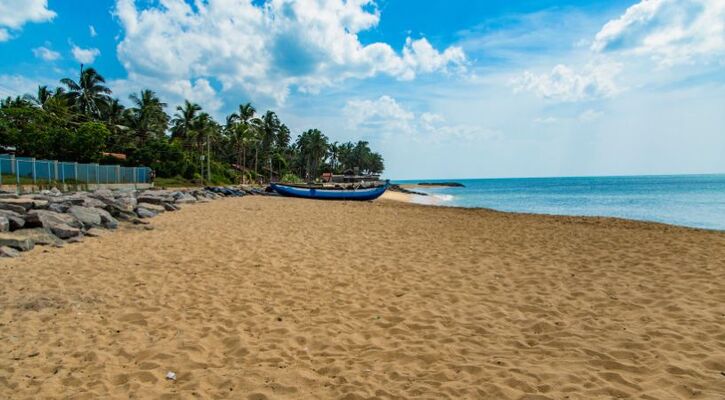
[
  {"left": 388, "top": 184, "right": 428, "bottom": 196},
  {"left": 0, "top": 210, "right": 25, "bottom": 230},
  {"left": 11, "top": 228, "right": 64, "bottom": 247},
  {"left": 0, "top": 233, "right": 35, "bottom": 251},
  {"left": 0, "top": 245, "right": 20, "bottom": 257},
  {"left": 417, "top": 182, "right": 465, "bottom": 187},
  {"left": 135, "top": 207, "right": 156, "bottom": 219}
]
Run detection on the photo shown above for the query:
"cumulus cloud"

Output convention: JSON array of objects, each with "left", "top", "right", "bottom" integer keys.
[
  {"left": 110, "top": 74, "right": 223, "bottom": 117},
  {"left": 344, "top": 96, "right": 498, "bottom": 141},
  {"left": 32, "top": 46, "right": 60, "bottom": 61},
  {"left": 512, "top": 62, "right": 622, "bottom": 101},
  {"left": 89, "top": 25, "right": 97, "bottom": 37},
  {"left": 114, "top": 0, "right": 466, "bottom": 103},
  {"left": 0, "top": 0, "right": 55, "bottom": 41},
  {"left": 71, "top": 45, "right": 101, "bottom": 64},
  {"left": 592, "top": 0, "right": 725, "bottom": 66}
]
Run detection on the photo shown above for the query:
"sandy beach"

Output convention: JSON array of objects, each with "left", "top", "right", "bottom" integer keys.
[{"left": 1, "top": 196, "right": 724, "bottom": 399}]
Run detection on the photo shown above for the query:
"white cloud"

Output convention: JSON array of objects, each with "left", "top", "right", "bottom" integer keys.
[
  {"left": 110, "top": 74, "right": 223, "bottom": 118},
  {"left": 0, "top": 0, "right": 55, "bottom": 41},
  {"left": 592, "top": 0, "right": 725, "bottom": 66},
  {"left": 512, "top": 62, "right": 622, "bottom": 101},
  {"left": 578, "top": 109, "right": 603, "bottom": 122},
  {"left": 71, "top": 45, "right": 101, "bottom": 64},
  {"left": 343, "top": 96, "right": 498, "bottom": 142},
  {"left": 0, "top": 74, "right": 48, "bottom": 98},
  {"left": 113, "top": 0, "right": 466, "bottom": 103},
  {"left": 89, "top": 25, "right": 97, "bottom": 37},
  {"left": 32, "top": 46, "right": 60, "bottom": 61}
]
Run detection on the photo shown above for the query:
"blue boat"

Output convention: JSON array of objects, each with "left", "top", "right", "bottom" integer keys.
[{"left": 270, "top": 181, "right": 389, "bottom": 201}]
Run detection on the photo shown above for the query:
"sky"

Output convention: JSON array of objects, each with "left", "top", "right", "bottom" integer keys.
[{"left": 0, "top": 0, "right": 723, "bottom": 179}]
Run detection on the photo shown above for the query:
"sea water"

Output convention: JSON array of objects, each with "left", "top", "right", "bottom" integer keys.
[{"left": 394, "top": 174, "right": 725, "bottom": 231}]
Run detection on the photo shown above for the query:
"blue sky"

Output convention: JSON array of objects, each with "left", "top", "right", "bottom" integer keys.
[{"left": 1, "top": 0, "right": 723, "bottom": 179}]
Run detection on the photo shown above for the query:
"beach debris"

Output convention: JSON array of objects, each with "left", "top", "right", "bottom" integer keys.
[{"left": 165, "top": 371, "right": 177, "bottom": 381}]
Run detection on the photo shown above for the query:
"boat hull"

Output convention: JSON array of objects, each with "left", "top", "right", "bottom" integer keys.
[{"left": 270, "top": 183, "right": 388, "bottom": 201}]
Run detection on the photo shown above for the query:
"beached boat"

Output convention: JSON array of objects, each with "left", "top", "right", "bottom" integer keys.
[{"left": 270, "top": 181, "right": 389, "bottom": 201}]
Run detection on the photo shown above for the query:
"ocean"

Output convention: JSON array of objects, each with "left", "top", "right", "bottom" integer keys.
[{"left": 395, "top": 174, "right": 725, "bottom": 231}]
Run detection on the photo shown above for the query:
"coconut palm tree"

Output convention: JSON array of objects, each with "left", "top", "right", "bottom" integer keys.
[
  {"left": 228, "top": 102, "right": 261, "bottom": 183},
  {"left": 126, "top": 89, "right": 169, "bottom": 145},
  {"left": 60, "top": 66, "right": 112, "bottom": 119},
  {"left": 171, "top": 100, "right": 202, "bottom": 148}
]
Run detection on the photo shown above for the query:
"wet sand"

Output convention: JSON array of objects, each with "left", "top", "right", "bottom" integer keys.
[{"left": 1, "top": 196, "right": 724, "bottom": 399}]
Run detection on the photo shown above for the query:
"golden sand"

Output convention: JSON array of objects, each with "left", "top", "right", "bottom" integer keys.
[{"left": 1, "top": 197, "right": 724, "bottom": 399}]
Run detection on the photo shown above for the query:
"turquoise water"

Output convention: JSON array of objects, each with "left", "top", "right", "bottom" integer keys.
[{"left": 395, "top": 174, "right": 725, "bottom": 231}]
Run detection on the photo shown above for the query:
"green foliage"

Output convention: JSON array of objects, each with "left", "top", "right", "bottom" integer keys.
[
  {"left": 280, "top": 173, "right": 302, "bottom": 183},
  {"left": 0, "top": 67, "right": 385, "bottom": 184}
]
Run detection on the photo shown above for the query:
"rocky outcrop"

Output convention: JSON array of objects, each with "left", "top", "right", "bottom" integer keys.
[{"left": 0, "top": 185, "right": 253, "bottom": 256}]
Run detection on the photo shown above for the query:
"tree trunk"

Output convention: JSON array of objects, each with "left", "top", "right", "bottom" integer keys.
[
  {"left": 242, "top": 145, "right": 246, "bottom": 184},
  {"left": 254, "top": 147, "right": 258, "bottom": 183}
]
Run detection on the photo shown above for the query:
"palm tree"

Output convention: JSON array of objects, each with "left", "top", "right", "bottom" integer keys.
[
  {"left": 60, "top": 66, "right": 112, "bottom": 119},
  {"left": 295, "top": 129, "right": 329, "bottom": 181},
  {"left": 260, "top": 110, "right": 281, "bottom": 182},
  {"left": 328, "top": 141, "right": 339, "bottom": 173},
  {"left": 171, "top": 100, "right": 201, "bottom": 147},
  {"left": 23, "top": 85, "right": 53, "bottom": 108},
  {"left": 126, "top": 89, "right": 169, "bottom": 145},
  {"left": 228, "top": 103, "right": 261, "bottom": 183}
]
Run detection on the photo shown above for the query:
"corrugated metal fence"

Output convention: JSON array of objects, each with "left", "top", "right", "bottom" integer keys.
[{"left": 0, "top": 154, "right": 151, "bottom": 186}]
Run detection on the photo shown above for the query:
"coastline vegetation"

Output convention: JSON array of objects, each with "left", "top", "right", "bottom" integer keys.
[{"left": 0, "top": 67, "right": 384, "bottom": 185}]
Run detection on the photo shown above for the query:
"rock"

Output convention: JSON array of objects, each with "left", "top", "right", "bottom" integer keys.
[
  {"left": 135, "top": 207, "right": 157, "bottom": 219},
  {"left": 107, "top": 205, "right": 137, "bottom": 221},
  {"left": 48, "top": 203, "right": 70, "bottom": 214},
  {"left": 137, "top": 195, "right": 166, "bottom": 205},
  {"left": 0, "top": 216, "right": 8, "bottom": 232},
  {"left": 138, "top": 203, "right": 165, "bottom": 213},
  {"left": 163, "top": 203, "right": 179, "bottom": 212},
  {"left": 131, "top": 218, "right": 149, "bottom": 225},
  {"left": 68, "top": 206, "right": 118, "bottom": 229},
  {"left": 0, "top": 233, "right": 35, "bottom": 251},
  {"left": 0, "top": 210, "right": 25, "bottom": 230},
  {"left": 82, "top": 197, "right": 107, "bottom": 209},
  {"left": 26, "top": 210, "right": 82, "bottom": 229},
  {"left": 112, "top": 197, "right": 137, "bottom": 212},
  {"left": 174, "top": 193, "right": 197, "bottom": 204},
  {"left": 68, "top": 206, "right": 102, "bottom": 228},
  {"left": 0, "top": 202, "right": 28, "bottom": 214},
  {"left": 48, "top": 223, "right": 82, "bottom": 239},
  {"left": 48, "top": 195, "right": 85, "bottom": 206},
  {"left": 84, "top": 228, "right": 112, "bottom": 238},
  {"left": 11, "top": 228, "right": 63, "bottom": 247},
  {"left": 0, "top": 245, "right": 20, "bottom": 257},
  {"left": 0, "top": 198, "right": 44, "bottom": 211}
]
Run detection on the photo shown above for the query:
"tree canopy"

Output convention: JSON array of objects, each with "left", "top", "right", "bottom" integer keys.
[{"left": 0, "top": 66, "right": 384, "bottom": 185}]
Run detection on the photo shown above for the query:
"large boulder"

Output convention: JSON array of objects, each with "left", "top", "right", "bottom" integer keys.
[
  {"left": 137, "top": 203, "right": 165, "bottom": 213},
  {"left": 26, "top": 209, "right": 81, "bottom": 229},
  {"left": 173, "top": 193, "right": 197, "bottom": 204},
  {"left": 0, "top": 210, "right": 25, "bottom": 230},
  {"left": 25, "top": 210, "right": 83, "bottom": 239},
  {"left": 0, "top": 233, "right": 35, "bottom": 251},
  {"left": 135, "top": 207, "right": 157, "bottom": 218},
  {"left": 0, "top": 201, "right": 29, "bottom": 214},
  {"left": 11, "top": 228, "right": 63, "bottom": 247},
  {"left": 68, "top": 206, "right": 118, "bottom": 229}
]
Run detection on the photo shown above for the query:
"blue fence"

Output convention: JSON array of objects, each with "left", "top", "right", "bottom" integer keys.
[{"left": 0, "top": 154, "right": 151, "bottom": 186}]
